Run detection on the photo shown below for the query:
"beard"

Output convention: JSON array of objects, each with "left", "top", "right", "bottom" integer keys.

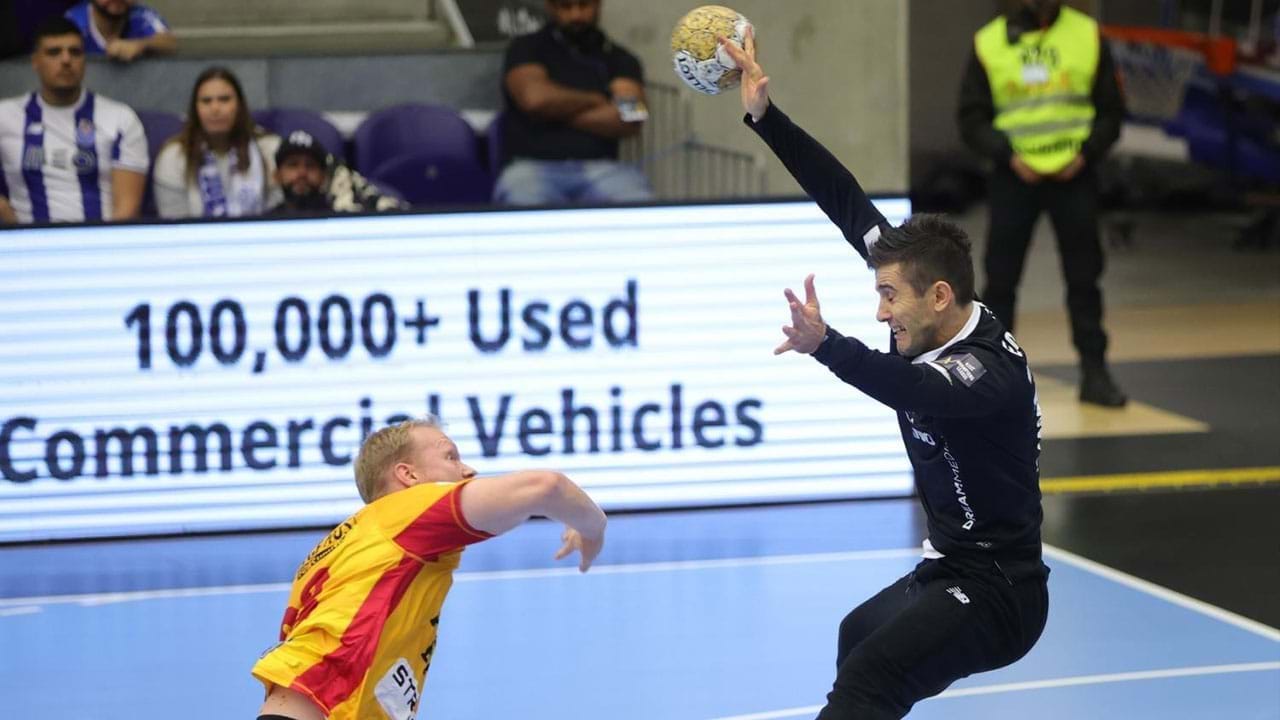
[
  {"left": 1027, "top": 0, "right": 1062, "bottom": 21},
  {"left": 559, "top": 23, "right": 605, "bottom": 53},
  {"left": 283, "top": 184, "right": 328, "bottom": 210},
  {"left": 92, "top": 0, "right": 129, "bottom": 20}
]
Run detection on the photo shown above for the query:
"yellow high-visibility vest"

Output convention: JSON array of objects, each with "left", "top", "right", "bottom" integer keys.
[{"left": 975, "top": 7, "right": 1099, "bottom": 174}]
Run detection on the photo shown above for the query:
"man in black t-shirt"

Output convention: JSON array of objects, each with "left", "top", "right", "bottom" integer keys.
[
  {"left": 724, "top": 33, "right": 1050, "bottom": 720},
  {"left": 495, "top": 0, "right": 652, "bottom": 206}
]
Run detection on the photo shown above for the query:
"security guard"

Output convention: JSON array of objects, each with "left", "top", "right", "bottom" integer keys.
[{"left": 959, "top": 0, "right": 1128, "bottom": 406}]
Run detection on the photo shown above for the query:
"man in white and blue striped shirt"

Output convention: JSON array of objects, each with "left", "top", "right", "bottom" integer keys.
[{"left": 0, "top": 18, "right": 148, "bottom": 225}]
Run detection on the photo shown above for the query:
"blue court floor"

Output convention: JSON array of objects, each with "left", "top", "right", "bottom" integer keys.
[{"left": 1, "top": 500, "right": 1277, "bottom": 720}]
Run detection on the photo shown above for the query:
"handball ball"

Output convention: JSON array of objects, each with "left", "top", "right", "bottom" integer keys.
[{"left": 670, "top": 5, "right": 753, "bottom": 95}]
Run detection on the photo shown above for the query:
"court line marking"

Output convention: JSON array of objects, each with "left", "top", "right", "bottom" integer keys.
[
  {"left": 705, "top": 661, "right": 1280, "bottom": 720},
  {"left": 5, "top": 544, "right": 1277, "bottom": 647},
  {"left": 0, "top": 606, "right": 41, "bottom": 617},
  {"left": 1040, "top": 466, "right": 1280, "bottom": 494},
  {"left": 1042, "top": 543, "right": 1280, "bottom": 642},
  {"left": 0, "top": 547, "right": 922, "bottom": 609}
]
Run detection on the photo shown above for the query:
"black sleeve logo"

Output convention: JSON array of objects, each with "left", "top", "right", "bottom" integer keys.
[{"left": 938, "top": 353, "right": 987, "bottom": 387}]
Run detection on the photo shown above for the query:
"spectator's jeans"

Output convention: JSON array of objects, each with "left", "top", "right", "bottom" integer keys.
[{"left": 493, "top": 158, "right": 653, "bottom": 206}]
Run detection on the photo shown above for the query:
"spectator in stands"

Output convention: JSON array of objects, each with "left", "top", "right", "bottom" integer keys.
[
  {"left": 152, "top": 67, "right": 281, "bottom": 219},
  {"left": 64, "top": 0, "right": 175, "bottom": 63},
  {"left": 268, "top": 130, "right": 407, "bottom": 216},
  {"left": 0, "top": 17, "right": 147, "bottom": 224},
  {"left": 496, "top": 0, "right": 652, "bottom": 206}
]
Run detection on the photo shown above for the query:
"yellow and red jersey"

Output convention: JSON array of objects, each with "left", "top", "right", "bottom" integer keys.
[{"left": 252, "top": 480, "right": 489, "bottom": 719}]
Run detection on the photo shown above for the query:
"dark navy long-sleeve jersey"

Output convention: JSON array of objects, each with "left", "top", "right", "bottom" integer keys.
[{"left": 748, "top": 104, "right": 1044, "bottom": 566}]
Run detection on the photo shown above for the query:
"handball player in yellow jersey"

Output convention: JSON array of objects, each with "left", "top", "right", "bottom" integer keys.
[{"left": 252, "top": 417, "right": 607, "bottom": 720}]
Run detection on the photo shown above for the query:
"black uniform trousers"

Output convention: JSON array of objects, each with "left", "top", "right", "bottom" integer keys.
[
  {"left": 816, "top": 557, "right": 1049, "bottom": 720},
  {"left": 983, "top": 165, "right": 1109, "bottom": 363}
]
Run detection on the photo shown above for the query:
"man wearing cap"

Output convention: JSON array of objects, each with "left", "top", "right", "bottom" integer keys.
[{"left": 269, "top": 129, "right": 406, "bottom": 216}]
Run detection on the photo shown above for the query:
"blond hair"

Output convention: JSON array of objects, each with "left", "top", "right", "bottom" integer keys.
[{"left": 353, "top": 416, "right": 442, "bottom": 503}]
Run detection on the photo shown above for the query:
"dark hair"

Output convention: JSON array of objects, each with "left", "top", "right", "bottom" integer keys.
[
  {"left": 867, "top": 214, "right": 976, "bottom": 304},
  {"left": 32, "top": 18, "right": 84, "bottom": 50},
  {"left": 171, "top": 67, "right": 260, "bottom": 184}
]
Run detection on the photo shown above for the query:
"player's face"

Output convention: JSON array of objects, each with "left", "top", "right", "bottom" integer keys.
[
  {"left": 405, "top": 427, "right": 478, "bottom": 486},
  {"left": 547, "top": 0, "right": 600, "bottom": 31},
  {"left": 874, "top": 263, "right": 941, "bottom": 358},
  {"left": 32, "top": 34, "right": 85, "bottom": 93},
  {"left": 195, "top": 78, "right": 239, "bottom": 137},
  {"left": 277, "top": 154, "right": 327, "bottom": 196}
]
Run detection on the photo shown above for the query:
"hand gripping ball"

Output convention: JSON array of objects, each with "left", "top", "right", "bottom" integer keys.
[{"left": 670, "top": 5, "right": 753, "bottom": 95}]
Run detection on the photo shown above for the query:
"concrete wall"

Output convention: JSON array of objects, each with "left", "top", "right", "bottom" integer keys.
[
  {"left": 0, "top": 52, "right": 504, "bottom": 115},
  {"left": 907, "top": 0, "right": 997, "bottom": 188},
  {"left": 147, "top": 0, "right": 433, "bottom": 26},
  {"left": 602, "top": 0, "right": 910, "bottom": 196}
]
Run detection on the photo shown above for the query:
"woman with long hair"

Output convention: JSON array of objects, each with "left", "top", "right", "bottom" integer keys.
[{"left": 153, "top": 66, "right": 281, "bottom": 218}]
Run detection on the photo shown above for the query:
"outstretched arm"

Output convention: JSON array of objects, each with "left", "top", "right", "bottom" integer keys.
[
  {"left": 460, "top": 470, "right": 607, "bottom": 571},
  {"left": 814, "top": 328, "right": 1016, "bottom": 418},
  {"left": 719, "top": 30, "right": 889, "bottom": 260}
]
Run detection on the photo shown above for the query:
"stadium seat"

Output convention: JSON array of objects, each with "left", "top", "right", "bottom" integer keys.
[
  {"left": 352, "top": 103, "right": 480, "bottom": 176},
  {"left": 485, "top": 111, "right": 506, "bottom": 178},
  {"left": 135, "top": 109, "right": 183, "bottom": 161},
  {"left": 251, "top": 108, "right": 346, "bottom": 163},
  {"left": 134, "top": 109, "right": 183, "bottom": 218},
  {"left": 364, "top": 148, "right": 491, "bottom": 206},
  {"left": 352, "top": 103, "right": 491, "bottom": 205}
]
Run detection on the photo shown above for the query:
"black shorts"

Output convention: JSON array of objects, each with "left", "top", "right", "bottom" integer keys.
[{"left": 817, "top": 556, "right": 1050, "bottom": 720}]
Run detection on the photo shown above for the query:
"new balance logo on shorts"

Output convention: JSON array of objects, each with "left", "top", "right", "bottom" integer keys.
[{"left": 946, "top": 586, "right": 970, "bottom": 605}]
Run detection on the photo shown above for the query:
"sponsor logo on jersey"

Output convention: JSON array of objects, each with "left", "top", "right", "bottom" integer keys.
[
  {"left": 946, "top": 586, "right": 971, "bottom": 604},
  {"left": 76, "top": 118, "right": 95, "bottom": 148},
  {"left": 944, "top": 443, "right": 977, "bottom": 530},
  {"left": 938, "top": 353, "right": 987, "bottom": 387},
  {"left": 911, "top": 427, "right": 936, "bottom": 446},
  {"left": 374, "top": 658, "right": 421, "bottom": 720}
]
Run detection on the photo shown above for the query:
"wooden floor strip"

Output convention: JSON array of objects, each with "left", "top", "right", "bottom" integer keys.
[{"left": 1041, "top": 466, "right": 1280, "bottom": 494}]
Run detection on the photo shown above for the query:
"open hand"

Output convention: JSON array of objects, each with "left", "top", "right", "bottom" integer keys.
[
  {"left": 718, "top": 26, "right": 769, "bottom": 122},
  {"left": 775, "top": 274, "right": 827, "bottom": 355},
  {"left": 554, "top": 527, "right": 604, "bottom": 573}
]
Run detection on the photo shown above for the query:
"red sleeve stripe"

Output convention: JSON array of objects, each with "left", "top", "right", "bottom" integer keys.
[
  {"left": 450, "top": 482, "right": 492, "bottom": 540},
  {"left": 393, "top": 485, "right": 491, "bottom": 559},
  {"left": 291, "top": 555, "right": 421, "bottom": 713}
]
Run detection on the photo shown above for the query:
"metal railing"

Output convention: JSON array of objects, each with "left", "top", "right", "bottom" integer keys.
[{"left": 620, "top": 82, "right": 768, "bottom": 201}]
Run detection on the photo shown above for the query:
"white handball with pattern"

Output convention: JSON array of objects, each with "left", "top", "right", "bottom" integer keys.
[{"left": 670, "top": 5, "right": 754, "bottom": 95}]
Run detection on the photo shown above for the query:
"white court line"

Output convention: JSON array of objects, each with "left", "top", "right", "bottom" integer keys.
[
  {"left": 1042, "top": 543, "right": 1280, "bottom": 642},
  {"left": 706, "top": 661, "right": 1280, "bottom": 720},
  {"left": 0, "top": 606, "right": 41, "bottom": 617},
  {"left": 0, "top": 547, "right": 920, "bottom": 610}
]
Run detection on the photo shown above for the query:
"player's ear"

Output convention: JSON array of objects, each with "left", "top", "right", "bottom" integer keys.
[
  {"left": 932, "top": 281, "right": 954, "bottom": 312},
  {"left": 390, "top": 461, "right": 414, "bottom": 489}
]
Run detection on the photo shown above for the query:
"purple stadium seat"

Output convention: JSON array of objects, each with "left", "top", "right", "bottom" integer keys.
[
  {"left": 352, "top": 103, "right": 491, "bottom": 205},
  {"left": 252, "top": 108, "right": 345, "bottom": 163},
  {"left": 364, "top": 149, "right": 491, "bottom": 206},
  {"left": 352, "top": 103, "right": 481, "bottom": 176},
  {"left": 135, "top": 109, "right": 183, "bottom": 161},
  {"left": 134, "top": 109, "right": 183, "bottom": 217},
  {"left": 485, "top": 111, "right": 506, "bottom": 178}
]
